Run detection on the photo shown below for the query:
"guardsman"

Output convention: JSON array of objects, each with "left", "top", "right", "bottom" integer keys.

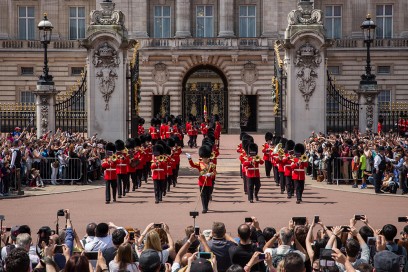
[
  {"left": 186, "top": 145, "right": 216, "bottom": 213},
  {"left": 151, "top": 144, "right": 167, "bottom": 204},
  {"left": 243, "top": 143, "right": 264, "bottom": 203},
  {"left": 291, "top": 143, "right": 309, "bottom": 204},
  {"left": 200, "top": 121, "right": 208, "bottom": 138},
  {"left": 138, "top": 118, "right": 145, "bottom": 136},
  {"left": 115, "top": 140, "right": 129, "bottom": 198},
  {"left": 213, "top": 114, "right": 221, "bottom": 147},
  {"left": 237, "top": 132, "right": 248, "bottom": 178},
  {"left": 275, "top": 138, "right": 287, "bottom": 194},
  {"left": 160, "top": 118, "right": 169, "bottom": 140},
  {"left": 283, "top": 140, "right": 295, "bottom": 199},
  {"left": 171, "top": 135, "right": 182, "bottom": 187},
  {"left": 240, "top": 136, "right": 253, "bottom": 194},
  {"left": 141, "top": 134, "right": 153, "bottom": 183},
  {"left": 125, "top": 138, "right": 138, "bottom": 191},
  {"left": 149, "top": 118, "right": 160, "bottom": 145},
  {"left": 270, "top": 136, "right": 281, "bottom": 187},
  {"left": 101, "top": 142, "right": 117, "bottom": 204},
  {"left": 262, "top": 132, "right": 273, "bottom": 178}
]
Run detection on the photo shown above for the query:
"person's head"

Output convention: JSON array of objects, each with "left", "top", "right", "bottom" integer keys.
[
  {"left": 212, "top": 222, "right": 226, "bottom": 239},
  {"left": 16, "top": 233, "right": 32, "bottom": 251},
  {"left": 185, "top": 226, "right": 194, "bottom": 237},
  {"left": 359, "top": 226, "right": 374, "bottom": 243},
  {"left": 116, "top": 243, "right": 133, "bottom": 269},
  {"left": 263, "top": 227, "right": 277, "bottom": 242},
  {"left": 373, "top": 250, "right": 400, "bottom": 272},
  {"left": 95, "top": 223, "right": 109, "bottom": 238},
  {"left": 403, "top": 225, "right": 408, "bottom": 239},
  {"left": 237, "top": 224, "right": 251, "bottom": 242},
  {"left": 85, "top": 222, "right": 97, "bottom": 237},
  {"left": 356, "top": 263, "right": 373, "bottom": 272},
  {"left": 18, "top": 225, "right": 31, "bottom": 236},
  {"left": 226, "top": 264, "right": 245, "bottom": 272},
  {"left": 5, "top": 247, "right": 30, "bottom": 272},
  {"left": 112, "top": 229, "right": 126, "bottom": 246},
  {"left": 279, "top": 227, "right": 294, "bottom": 245},
  {"left": 312, "top": 260, "right": 320, "bottom": 272},
  {"left": 156, "top": 227, "right": 169, "bottom": 245},
  {"left": 283, "top": 252, "right": 305, "bottom": 272},
  {"left": 64, "top": 255, "right": 91, "bottom": 272},
  {"left": 190, "top": 258, "right": 214, "bottom": 272},
  {"left": 139, "top": 249, "right": 161, "bottom": 272},
  {"left": 294, "top": 226, "right": 308, "bottom": 249},
  {"left": 145, "top": 230, "right": 162, "bottom": 251},
  {"left": 345, "top": 238, "right": 360, "bottom": 258},
  {"left": 381, "top": 224, "right": 398, "bottom": 241}
]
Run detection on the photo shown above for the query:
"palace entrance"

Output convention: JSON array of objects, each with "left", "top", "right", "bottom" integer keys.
[{"left": 182, "top": 65, "right": 228, "bottom": 131}]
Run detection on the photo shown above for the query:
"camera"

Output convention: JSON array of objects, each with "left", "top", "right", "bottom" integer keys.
[
  {"left": 194, "top": 226, "right": 200, "bottom": 236},
  {"left": 258, "top": 253, "right": 265, "bottom": 260},
  {"left": 154, "top": 223, "right": 162, "bottom": 229},
  {"left": 245, "top": 217, "right": 253, "bottom": 223},
  {"left": 292, "top": 217, "right": 307, "bottom": 226},
  {"left": 190, "top": 211, "right": 199, "bottom": 217},
  {"left": 57, "top": 209, "right": 65, "bottom": 217},
  {"left": 367, "top": 237, "right": 376, "bottom": 246},
  {"left": 319, "top": 249, "right": 335, "bottom": 267},
  {"left": 354, "top": 215, "right": 365, "bottom": 221},
  {"left": 398, "top": 217, "right": 407, "bottom": 222},
  {"left": 341, "top": 226, "right": 351, "bottom": 232}
]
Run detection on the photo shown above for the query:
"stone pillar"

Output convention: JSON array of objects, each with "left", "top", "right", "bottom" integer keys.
[
  {"left": 82, "top": 1, "right": 134, "bottom": 142},
  {"left": 218, "top": 0, "right": 234, "bottom": 37},
  {"left": 262, "top": 0, "right": 278, "bottom": 37},
  {"left": 131, "top": 0, "right": 148, "bottom": 37},
  {"left": 356, "top": 85, "right": 380, "bottom": 133},
  {"left": 175, "top": 0, "right": 191, "bottom": 37},
  {"left": 283, "top": 1, "right": 327, "bottom": 143},
  {"left": 34, "top": 85, "right": 57, "bottom": 139},
  {"left": 0, "top": 1, "right": 9, "bottom": 39}
]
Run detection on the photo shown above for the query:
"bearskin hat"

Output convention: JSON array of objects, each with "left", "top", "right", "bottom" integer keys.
[
  {"left": 248, "top": 143, "right": 258, "bottom": 156},
  {"left": 265, "top": 132, "right": 273, "bottom": 142},
  {"left": 115, "top": 140, "right": 125, "bottom": 151},
  {"left": 240, "top": 132, "right": 248, "bottom": 140},
  {"left": 125, "top": 138, "right": 136, "bottom": 149},
  {"left": 105, "top": 142, "right": 116, "bottom": 153},
  {"left": 134, "top": 137, "right": 142, "bottom": 147},
  {"left": 294, "top": 143, "right": 305, "bottom": 156},
  {"left": 213, "top": 114, "right": 220, "bottom": 122},
  {"left": 202, "top": 138, "right": 214, "bottom": 147},
  {"left": 156, "top": 140, "right": 167, "bottom": 148},
  {"left": 242, "top": 134, "right": 254, "bottom": 144},
  {"left": 285, "top": 140, "right": 295, "bottom": 152},
  {"left": 199, "top": 145, "right": 212, "bottom": 158},
  {"left": 144, "top": 133, "right": 152, "bottom": 142},
  {"left": 280, "top": 138, "right": 288, "bottom": 148},
  {"left": 139, "top": 118, "right": 145, "bottom": 125},
  {"left": 151, "top": 118, "right": 157, "bottom": 126},
  {"left": 273, "top": 136, "right": 281, "bottom": 145},
  {"left": 153, "top": 144, "right": 164, "bottom": 156},
  {"left": 167, "top": 137, "right": 175, "bottom": 147}
]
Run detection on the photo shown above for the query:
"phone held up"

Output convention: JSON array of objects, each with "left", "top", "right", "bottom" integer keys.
[
  {"left": 198, "top": 252, "right": 212, "bottom": 260},
  {"left": 245, "top": 217, "right": 253, "bottom": 223},
  {"left": 154, "top": 223, "right": 163, "bottom": 229},
  {"left": 194, "top": 226, "right": 200, "bottom": 236}
]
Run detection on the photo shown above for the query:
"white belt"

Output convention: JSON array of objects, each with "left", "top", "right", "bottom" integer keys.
[
  {"left": 106, "top": 169, "right": 115, "bottom": 171},
  {"left": 294, "top": 169, "right": 305, "bottom": 172},
  {"left": 247, "top": 168, "right": 259, "bottom": 170},
  {"left": 118, "top": 164, "right": 127, "bottom": 166},
  {"left": 153, "top": 169, "right": 164, "bottom": 171}
]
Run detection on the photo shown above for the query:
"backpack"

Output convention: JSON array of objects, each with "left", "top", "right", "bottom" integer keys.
[
  {"left": 0, "top": 244, "right": 16, "bottom": 272},
  {"left": 272, "top": 249, "right": 293, "bottom": 268}
]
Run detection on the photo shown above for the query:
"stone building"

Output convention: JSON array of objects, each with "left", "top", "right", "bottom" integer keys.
[{"left": 0, "top": 0, "right": 407, "bottom": 133}]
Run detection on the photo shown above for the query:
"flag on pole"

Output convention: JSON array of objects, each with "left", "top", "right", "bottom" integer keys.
[{"left": 203, "top": 96, "right": 208, "bottom": 122}]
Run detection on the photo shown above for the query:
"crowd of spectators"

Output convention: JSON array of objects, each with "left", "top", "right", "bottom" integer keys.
[
  {"left": 1, "top": 211, "right": 407, "bottom": 272},
  {"left": 0, "top": 128, "right": 106, "bottom": 196},
  {"left": 304, "top": 131, "right": 408, "bottom": 194}
]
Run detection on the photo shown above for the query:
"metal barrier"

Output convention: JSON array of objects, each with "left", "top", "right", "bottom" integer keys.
[{"left": 330, "top": 157, "right": 364, "bottom": 185}]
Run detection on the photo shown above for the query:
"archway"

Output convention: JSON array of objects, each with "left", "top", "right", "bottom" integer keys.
[{"left": 182, "top": 65, "right": 228, "bottom": 132}]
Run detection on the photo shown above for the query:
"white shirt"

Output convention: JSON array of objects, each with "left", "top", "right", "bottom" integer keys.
[
  {"left": 264, "top": 245, "right": 306, "bottom": 262},
  {"left": 109, "top": 260, "right": 139, "bottom": 272},
  {"left": 84, "top": 235, "right": 113, "bottom": 251}
]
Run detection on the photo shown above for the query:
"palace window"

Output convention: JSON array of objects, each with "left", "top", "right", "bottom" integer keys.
[
  {"left": 20, "top": 91, "right": 35, "bottom": 104},
  {"left": 154, "top": 6, "right": 171, "bottom": 38},
  {"left": 378, "top": 90, "right": 391, "bottom": 109},
  {"left": 239, "top": 6, "right": 256, "bottom": 37},
  {"left": 71, "top": 67, "right": 84, "bottom": 76},
  {"left": 18, "top": 6, "right": 35, "bottom": 40},
  {"left": 376, "top": 5, "right": 393, "bottom": 39},
  {"left": 69, "top": 7, "right": 86, "bottom": 40},
  {"left": 327, "top": 66, "right": 340, "bottom": 75},
  {"left": 377, "top": 66, "right": 391, "bottom": 75},
  {"left": 325, "top": 5, "right": 342, "bottom": 39},
  {"left": 196, "top": 5, "right": 214, "bottom": 37},
  {"left": 21, "top": 67, "right": 34, "bottom": 75}
]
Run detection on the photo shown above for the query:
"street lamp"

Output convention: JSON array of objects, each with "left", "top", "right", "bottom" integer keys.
[
  {"left": 360, "top": 14, "right": 377, "bottom": 85},
  {"left": 37, "top": 13, "right": 54, "bottom": 85}
]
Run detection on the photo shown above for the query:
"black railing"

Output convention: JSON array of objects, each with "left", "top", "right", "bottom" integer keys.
[
  {"left": 326, "top": 71, "right": 360, "bottom": 133},
  {"left": 0, "top": 106, "right": 35, "bottom": 134},
  {"left": 379, "top": 104, "right": 408, "bottom": 135}
]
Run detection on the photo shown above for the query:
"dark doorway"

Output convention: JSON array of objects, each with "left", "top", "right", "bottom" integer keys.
[
  {"left": 240, "top": 95, "right": 257, "bottom": 132},
  {"left": 153, "top": 95, "right": 170, "bottom": 119}
]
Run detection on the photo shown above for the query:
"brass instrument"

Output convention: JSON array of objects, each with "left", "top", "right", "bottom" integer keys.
[
  {"left": 273, "top": 143, "right": 282, "bottom": 154},
  {"left": 156, "top": 155, "right": 166, "bottom": 162},
  {"left": 253, "top": 155, "right": 261, "bottom": 162},
  {"left": 300, "top": 154, "right": 308, "bottom": 163},
  {"left": 111, "top": 154, "right": 118, "bottom": 162}
]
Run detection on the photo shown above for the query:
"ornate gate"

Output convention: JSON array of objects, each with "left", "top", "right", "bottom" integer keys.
[
  {"left": 55, "top": 71, "right": 87, "bottom": 134},
  {"left": 326, "top": 71, "right": 359, "bottom": 133},
  {"left": 183, "top": 82, "right": 226, "bottom": 128}
]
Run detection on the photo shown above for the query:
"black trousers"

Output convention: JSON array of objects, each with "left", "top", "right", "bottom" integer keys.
[
  {"left": 243, "top": 174, "right": 248, "bottom": 193},
  {"left": 135, "top": 169, "right": 143, "bottom": 187},
  {"left": 285, "top": 175, "right": 293, "bottom": 196},
  {"left": 117, "top": 174, "right": 129, "bottom": 196},
  {"left": 142, "top": 162, "right": 151, "bottom": 181},
  {"left": 247, "top": 177, "right": 261, "bottom": 201},
  {"left": 265, "top": 160, "right": 272, "bottom": 177},
  {"left": 129, "top": 171, "right": 137, "bottom": 190},
  {"left": 294, "top": 180, "right": 305, "bottom": 201},
  {"left": 200, "top": 186, "right": 212, "bottom": 211},
  {"left": 166, "top": 175, "right": 174, "bottom": 191},
  {"left": 280, "top": 172, "right": 285, "bottom": 192},
  {"left": 374, "top": 171, "right": 384, "bottom": 193},
  {"left": 105, "top": 180, "right": 117, "bottom": 202},
  {"left": 153, "top": 179, "right": 164, "bottom": 202},
  {"left": 273, "top": 166, "right": 280, "bottom": 185}
]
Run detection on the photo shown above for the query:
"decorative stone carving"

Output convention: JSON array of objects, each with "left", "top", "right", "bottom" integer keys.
[
  {"left": 172, "top": 55, "right": 179, "bottom": 63},
  {"left": 287, "top": 1, "right": 323, "bottom": 25},
  {"left": 231, "top": 55, "right": 238, "bottom": 63},
  {"left": 90, "top": 1, "right": 125, "bottom": 26},
  {"left": 201, "top": 55, "right": 209, "bottom": 63},
  {"left": 294, "top": 42, "right": 321, "bottom": 109},
  {"left": 152, "top": 63, "right": 169, "bottom": 85},
  {"left": 141, "top": 55, "right": 149, "bottom": 64},
  {"left": 241, "top": 62, "right": 258, "bottom": 85},
  {"left": 40, "top": 96, "right": 49, "bottom": 135},
  {"left": 365, "top": 94, "right": 375, "bottom": 129},
  {"left": 93, "top": 42, "right": 120, "bottom": 110},
  {"left": 261, "top": 55, "right": 268, "bottom": 63}
]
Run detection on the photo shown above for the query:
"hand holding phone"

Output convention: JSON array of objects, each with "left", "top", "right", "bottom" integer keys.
[
  {"left": 314, "top": 215, "right": 320, "bottom": 224},
  {"left": 245, "top": 217, "right": 253, "bottom": 223},
  {"left": 354, "top": 215, "right": 365, "bottom": 221},
  {"left": 398, "top": 216, "right": 408, "bottom": 223},
  {"left": 194, "top": 226, "right": 200, "bottom": 236},
  {"left": 154, "top": 223, "right": 162, "bottom": 229}
]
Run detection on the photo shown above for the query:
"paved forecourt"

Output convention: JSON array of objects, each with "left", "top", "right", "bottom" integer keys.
[{"left": 1, "top": 134, "right": 407, "bottom": 240}]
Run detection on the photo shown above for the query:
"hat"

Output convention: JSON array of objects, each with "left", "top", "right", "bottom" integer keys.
[
  {"left": 115, "top": 140, "right": 125, "bottom": 151},
  {"left": 265, "top": 132, "right": 273, "bottom": 142},
  {"left": 14, "top": 127, "right": 21, "bottom": 130},
  {"left": 190, "top": 258, "right": 213, "bottom": 272},
  {"left": 139, "top": 249, "right": 161, "bottom": 272},
  {"left": 373, "top": 250, "right": 400, "bottom": 272},
  {"left": 105, "top": 142, "right": 116, "bottom": 153},
  {"left": 125, "top": 138, "right": 136, "bottom": 149},
  {"left": 248, "top": 143, "right": 258, "bottom": 156},
  {"left": 285, "top": 140, "right": 295, "bottom": 151},
  {"left": 153, "top": 144, "right": 164, "bottom": 156},
  {"left": 10, "top": 225, "right": 20, "bottom": 241},
  {"left": 199, "top": 145, "right": 212, "bottom": 158}
]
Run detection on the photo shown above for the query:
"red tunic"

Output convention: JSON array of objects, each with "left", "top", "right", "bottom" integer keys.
[
  {"left": 102, "top": 158, "right": 117, "bottom": 180},
  {"left": 115, "top": 153, "right": 129, "bottom": 175},
  {"left": 188, "top": 159, "right": 216, "bottom": 187},
  {"left": 290, "top": 158, "right": 308, "bottom": 180},
  {"left": 243, "top": 157, "right": 264, "bottom": 178},
  {"left": 160, "top": 124, "right": 169, "bottom": 139},
  {"left": 237, "top": 143, "right": 243, "bottom": 154},
  {"left": 262, "top": 143, "right": 271, "bottom": 161},
  {"left": 283, "top": 155, "right": 292, "bottom": 177},
  {"left": 138, "top": 125, "right": 145, "bottom": 135},
  {"left": 200, "top": 123, "right": 208, "bottom": 135},
  {"left": 214, "top": 121, "right": 221, "bottom": 139},
  {"left": 151, "top": 159, "right": 167, "bottom": 180},
  {"left": 149, "top": 126, "right": 159, "bottom": 140}
]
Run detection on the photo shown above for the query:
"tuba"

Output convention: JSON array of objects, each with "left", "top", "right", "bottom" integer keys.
[{"left": 273, "top": 143, "right": 282, "bottom": 154}]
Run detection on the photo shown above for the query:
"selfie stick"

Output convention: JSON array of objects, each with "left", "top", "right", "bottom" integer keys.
[{"left": 0, "top": 216, "right": 4, "bottom": 249}]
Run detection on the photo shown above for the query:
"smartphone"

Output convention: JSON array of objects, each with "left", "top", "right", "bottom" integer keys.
[
  {"left": 194, "top": 226, "right": 200, "bottom": 236},
  {"left": 367, "top": 237, "right": 376, "bottom": 246},
  {"left": 57, "top": 209, "right": 65, "bottom": 217},
  {"left": 398, "top": 217, "right": 407, "bottom": 222},
  {"left": 5, "top": 227, "right": 11, "bottom": 232},
  {"left": 129, "top": 232, "right": 135, "bottom": 240},
  {"left": 292, "top": 217, "right": 307, "bottom": 225},
  {"left": 84, "top": 251, "right": 98, "bottom": 260},
  {"left": 154, "top": 223, "right": 162, "bottom": 229},
  {"left": 326, "top": 226, "right": 333, "bottom": 231},
  {"left": 258, "top": 253, "right": 265, "bottom": 260},
  {"left": 245, "top": 217, "right": 253, "bottom": 223},
  {"left": 341, "top": 226, "right": 351, "bottom": 232},
  {"left": 354, "top": 215, "right": 365, "bottom": 221},
  {"left": 198, "top": 252, "right": 212, "bottom": 260},
  {"left": 314, "top": 215, "right": 320, "bottom": 224}
]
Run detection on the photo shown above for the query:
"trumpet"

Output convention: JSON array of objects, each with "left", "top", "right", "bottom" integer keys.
[
  {"left": 111, "top": 154, "right": 118, "bottom": 162},
  {"left": 156, "top": 155, "right": 166, "bottom": 162},
  {"left": 252, "top": 155, "right": 261, "bottom": 162},
  {"left": 300, "top": 153, "right": 308, "bottom": 163}
]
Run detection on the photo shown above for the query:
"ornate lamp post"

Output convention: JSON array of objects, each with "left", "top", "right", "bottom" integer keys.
[
  {"left": 360, "top": 14, "right": 377, "bottom": 85},
  {"left": 34, "top": 13, "right": 57, "bottom": 138}
]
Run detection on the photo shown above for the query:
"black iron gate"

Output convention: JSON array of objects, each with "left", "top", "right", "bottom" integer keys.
[
  {"left": 240, "top": 95, "right": 257, "bottom": 132},
  {"left": 183, "top": 83, "right": 226, "bottom": 128},
  {"left": 326, "top": 71, "right": 360, "bottom": 133},
  {"left": 153, "top": 95, "right": 170, "bottom": 119},
  {"left": 55, "top": 71, "right": 87, "bottom": 134}
]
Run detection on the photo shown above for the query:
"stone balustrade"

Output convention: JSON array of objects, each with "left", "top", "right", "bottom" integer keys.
[
  {"left": 0, "top": 40, "right": 83, "bottom": 50},
  {"left": 331, "top": 38, "right": 408, "bottom": 49}
]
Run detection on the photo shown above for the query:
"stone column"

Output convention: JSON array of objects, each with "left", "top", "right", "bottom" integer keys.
[
  {"left": 131, "top": 0, "right": 148, "bottom": 37},
  {"left": 82, "top": 1, "right": 134, "bottom": 142},
  {"left": 175, "top": 0, "right": 191, "bottom": 37},
  {"left": 283, "top": 1, "right": 327, "bottom": 143},
  {"left": 262, "top": 0, "right": 278, "bottom": 37},
  {"left": 34, "top": 86, "right": 57, "bottom": 139},
  {"left": 218, "top": 0, "right": 234, "bottom": 37},
  {"left": 356, "top": 85, "right": 380, "bottom": 133}
]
